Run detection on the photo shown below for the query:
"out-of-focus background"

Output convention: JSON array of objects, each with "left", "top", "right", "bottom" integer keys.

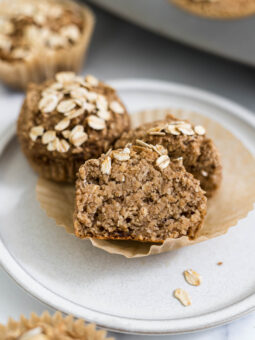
[{"left": 0, "top": 2, "right": 255, "bottom": 339}]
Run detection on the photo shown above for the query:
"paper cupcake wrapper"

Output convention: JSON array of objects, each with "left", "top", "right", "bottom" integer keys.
[
  {"left": 0, "top": 311, "right": 114, "bottom": 339},
  {"left": 36, "top": 108, "right": 255, "bottom": 258},
  {"left": 0, "top": 0, "right": 95, "bottom": 90}
]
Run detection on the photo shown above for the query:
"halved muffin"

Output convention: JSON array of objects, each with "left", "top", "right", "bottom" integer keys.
[
  {"left": 74, "top": 141, "right": 207, "bottom": 242},
  {"left": 115, "top": 114, "right": 222, "bottom": 197},
  {"left": 17, "top": 72, "right": 130, "bottom": 182}
]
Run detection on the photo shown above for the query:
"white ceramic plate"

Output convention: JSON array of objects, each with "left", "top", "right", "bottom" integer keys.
[
  {"left": 89, "top": 0, "right": 255, "bottom": 67},
  {"left": 0, "top": 80, "right": 255, "bottom": 335}
]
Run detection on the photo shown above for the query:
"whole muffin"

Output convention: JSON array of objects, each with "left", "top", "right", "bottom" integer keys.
[
  {"left": 74, "top": 141, "right": 207, "bottom": 242},
  {"left": 115, "top": 114, "right": 222, "bottom": 197},
  {"left": 0, "top": 0, "right": 94, "bottom": 89},
  {"left": 17, "top": 72, "right": 130, "bottom": 183},
  {"left": 171, "top": 0, "right": 255, "bottom": 19}
]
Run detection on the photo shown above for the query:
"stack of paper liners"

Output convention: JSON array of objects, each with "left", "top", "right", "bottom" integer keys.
[
  {"left": 0, "top": 0, "right": 95, "bottom": 90},
  {"left": 0, "top": 311, "right": 114, "bottom": 339},
  {"left": 36, "top": 109, "right": 255, "bottom": 258}
]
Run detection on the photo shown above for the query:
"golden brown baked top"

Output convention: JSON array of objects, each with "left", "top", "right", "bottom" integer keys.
[
  {"left": 0, "top": 311, "right": 114, "bottom": 340},
  {"left": 74, "top": 141, "right": 207, "bottom": 242},
  {"left": 18, "top": 72, "right": 130, "bottom": 159},
  {"left": 0, "top": 0, "right": 84, "bottom": 62}
]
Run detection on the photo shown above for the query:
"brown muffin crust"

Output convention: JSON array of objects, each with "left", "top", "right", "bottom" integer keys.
[
  {"left": 115, "top": 114, "right": 222, "bottom": 197},
  {"left": 0, "top": 0, "right": 85, "bottom": 62},
  {"left": 17, "top": 72, "right": 130, "bottom": 182},
  {"left": 74, "top": 142, "right": 207, "bottom": 242},
  {"left": 171, "top": 0, "right": 255, "bottom": 19}
]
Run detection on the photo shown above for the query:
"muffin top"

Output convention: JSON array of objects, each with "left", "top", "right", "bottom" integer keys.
[
  {"left": 0, "top": 0, "right": 84, "bottom": 63},
  {"left": 19, "top": 72, "right": 130, "bottom": 159},
  {"left": 115, "top": 114, "right": 222, "bottom": 197},
  {"left": 74, "top": 140, "right": 207, "bottom": 242}
]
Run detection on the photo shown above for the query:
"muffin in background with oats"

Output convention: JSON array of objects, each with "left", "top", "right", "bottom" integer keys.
[
  {"left": 17, "top": 72, "right": 130, "bottom": 183},
  {"left": 0, "top": 311, "right": 114, "bottom": 340},
  {"left": 0, "top": 0, "right": 94, "bottom": 89}
]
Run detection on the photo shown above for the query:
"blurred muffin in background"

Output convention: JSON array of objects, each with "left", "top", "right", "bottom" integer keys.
[
  {"left": 0, "top": 311, "right": 114, "bottom": 339},
  {"left": 0, "top": 0, "right": 94, "bottom": 90},
  {"left": 171, "top": 0, "right": 255, "bottom": 19}
]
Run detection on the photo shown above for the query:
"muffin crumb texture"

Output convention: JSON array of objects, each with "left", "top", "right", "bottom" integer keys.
[
  {"left": 74, "top": 142, "right": 207, "bottom": 242},
  {"left": 17, "top": 72, "right": 130, "bottom": 182}
]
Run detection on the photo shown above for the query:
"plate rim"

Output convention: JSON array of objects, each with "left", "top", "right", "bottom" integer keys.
[{"left": 0, "top": 79, "right": 255, "bottom": 335}]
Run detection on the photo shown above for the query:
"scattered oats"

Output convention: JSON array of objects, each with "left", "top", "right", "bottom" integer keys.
[
  {"left": 57, "top": 99, "right": 76, "bottom": 113},
  {"left": 165, "top": 124, "right": 180, "bottom": 135},
  {"left": 113, "top": 149, "right": 130, "bottom": 161},
  {"left": 49, "top": 82, "right": 63, "bottom": 91},
  {"left": 194, "top": 125, "right": 206, "bottom": 135},
  {"left": 56, "top": 71, "right": 76, "bottom": 84},
  {"left": 49, "top": 4, "right": 63, "bottom": 18},
  {"left": 47, "top": 33, "right": 67, "bottom": 48},
  {"left": 75, "top": 76, "right": 90, "bottom": 88},
  {"left": 69, "top": 125, "right": 88, "bottom": 147},
  {"left": 39, "top": 94, "right": 58, "bottom": 113},
  {"left": 184, "top": 269, "right": 202, "bottom": 286},
  {"left": 201, "top": 170, "right": 208, "bottom": 177},
  {"left": 72, "top": 147, "right": 83, "bottom": 154},
  {"left": 0, "top": 34, "right": 12, "bottom": 52},
  {"left": 156, "top": 155, "right": 170, "bottom": 170},
  {"left": 42, "top": 130, "right": 56, "bottom": 144},
  {"left": 67, "top": 107, "right": 85, "bottom": 119},
  {"left": 0, "top": 19, "right": 14, "bottom": 35},
  {"left": 148, "top": 126, "right": 165, "bottom": 134},
  {"left": 86, "top": 74, "right": 99, "bottom": 86},
  {"left": 96, "top": 95, "right": 108, "bottom": 111},
  {"left": 19, "top": 327, "right": 44, "bottom": 340},
  {"left": 97, "top": 109, "right": 111, "bottom": 121},
  {"left": 87, "top": 115, "right": 106, "bottom": 130},
  {"left": 56, "top": 138, "right": 70, "bottom": 153},
  {"left": 83, "top": 101, "right": 95, "bottom": 112},
  {"left": 174, "top": 289, "right": 191, "bottom": 307},
  {"left": 149, "top": 131, "right": 166, "bottom": 136},
  {"left": 86, "top": 91, "right": 98, "bottom": 102},
  {"left": 136, "top": 139, "right": 153, "bottom": 149},
  {"left": 153, "top": 144, "right": 168, "bottom": 155},
  {"left": 110, "top": 101, "right": 124, "bottom": 114},
  {"left": 55, "top": 117, "right": 70, "bottom": 131},
  {"left": 29, "top": 125, "right": 44, "bottom": 141},
  {"left": 178, "top": 126, "right": 194, "bottom": 136},
  {"left": 47, "top": 140, "right": 57, "bottom": 151},
  {"left": 62, "top": 82, "right": 80, "bottom": 94},
  {"left": 101, "top": 156, "right": 111, "bottom": 175},
  {"left": 71, "top": 87, "right": 88, "bottom": 100},
  {"left": 60, "top": 24, "right": 80, "bottom": 42},
  {"left": 11, "top": 48, "right": 30, "bottom": 59},
  {"left": 62, "top": 130, "right": 71, "bottom": 139}
]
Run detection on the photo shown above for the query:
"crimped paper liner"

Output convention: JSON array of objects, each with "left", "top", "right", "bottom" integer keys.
[
  {"left": 170, "top": 0, "right": 255, "bottom": 19},
  {"left": 0, "top": 311, "right": 114, "bottom": 339},
  {"left": 36, "top": 108, "right": 255, "bottom": 258},
  {"left": 0, "top": 0, "right": 95, "bottom": 90}
]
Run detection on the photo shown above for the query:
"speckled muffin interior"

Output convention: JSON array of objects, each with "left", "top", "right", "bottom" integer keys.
[
  {"left": 74, "top": 141, "right": 207, "bottom": 242},
  {"left": 115, "top": 114, "right": 222, "bottom": 197},
  {"left": 17, "top": 72, "right": 130, "bottom": 182}
]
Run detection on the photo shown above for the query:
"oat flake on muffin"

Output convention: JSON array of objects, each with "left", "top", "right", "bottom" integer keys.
[{"left": 17, "top": 72, "right": 130, "bottom": 183}]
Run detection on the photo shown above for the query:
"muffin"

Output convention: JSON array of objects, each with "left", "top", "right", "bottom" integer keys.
[
  {"left": 0, "top": 311, "right": 114, "bottom": 340},
  {"left": 74, "top": 141, "right": 207, "bottom": 242},
  {"left": 171, "top": 0, "right": 255, "bottom": 19},
  {"left": 115, "top": 114, "right": 222, "bottom": 197},
  {"left": 17, "top": 72, "right": 131, "bottom": 183},
  {"left": 0, "top": 0, "right": 94, "bottom": 89}
]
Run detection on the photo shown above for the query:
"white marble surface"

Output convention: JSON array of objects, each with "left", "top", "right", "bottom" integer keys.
[{"left": 0, "top": 3, "right": 255, "bottom": 339}]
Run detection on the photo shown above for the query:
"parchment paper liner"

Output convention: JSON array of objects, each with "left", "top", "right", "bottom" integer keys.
[
  {"left": 0, "top": 0, "right": 95, "bottom": 90},
  {"left": 0, "top": 311, "right": 114, "bottom": 339},
  {"left": 36, "top": 109, "right": 255, "bottom": 258}
]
